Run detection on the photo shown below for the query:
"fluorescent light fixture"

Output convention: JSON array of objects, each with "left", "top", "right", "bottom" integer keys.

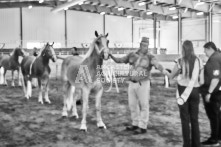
[
  {"left": 184, "top": 8, "right": 188, "bottom": 13},
  {"left": 196, "top": 12, "right": 204, "bottom": 15},
  {"left": 127, "top": 15, "right": 133, "bottom": 19},
  {"left": 138, "top": 2, "right": 146, "bottom": 6},
  {"left": 39, "top": 0, "right": 44, "bottom": 3},
  {"left": 169, "top": 7, "right": 176, "bottom": 11},
  {"left": 28, "top": 5, "right": 32, "bottom": 9},
  {"left": 51, "top": 0, "right": 86, "bottom": 13},
  {"left": 100, "top": 12, "right": 105, "bottom": 15},
  {"left": 78, "top": 1, "right": 84, "bottom": 5},
  {"left": 146, "top": 11, "right": 153, "bottom": 15},
  {"left": 118, "top": 7, "right": 124, "bottom": 11},
  {"left": 172, "top": 15, "right": 178, "bottom": 19},
  {"left": 197, "top": 1, "right": 205, "bottom": 5}
]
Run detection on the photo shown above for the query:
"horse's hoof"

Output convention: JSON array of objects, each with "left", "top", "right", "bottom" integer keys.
[
  {"left": 98, "top": 126, "right": 107, "bottom": 129},
  {"left": 80, "top": 124, "right": 87, "bottom": 132},
  {"left": 62, "top": 111, "right": 68, "bottom": 117},
  {"left": 97, "top": 122, "right": 107, "bottom": 129},
  {"left": 45, "top": 100, "right": 51, "bottom": 104},
  {"left": 80, "top": 128, "right": 87, "bottom": 132},
  {"left": 38, "top": 101, "right": 44, "bottom": 104}
]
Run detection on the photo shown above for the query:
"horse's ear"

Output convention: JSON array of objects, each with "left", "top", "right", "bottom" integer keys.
[
  {"left": 51, "top": 42, "right": 54, "bottom": 46},
  {"left": 95, "top": 31, "right": 99, "bottom": 37},
  {"left": 105, "top": 33, "right": 108, "bottom": 37}
]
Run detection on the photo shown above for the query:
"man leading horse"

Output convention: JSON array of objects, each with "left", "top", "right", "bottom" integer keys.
[{"left": 109, "top": 37, "right": 169, "bottom": 134}]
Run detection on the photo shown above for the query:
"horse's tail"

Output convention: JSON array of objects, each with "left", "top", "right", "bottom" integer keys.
[
  {"left": 0, "top": 66, "right": 4, "bottom": 84},
  {"left": 57, "top": 55, "right": 65, "bottom": 60},
  {"left": 21, "top": 74, "right": 27, "bottom": 96}
]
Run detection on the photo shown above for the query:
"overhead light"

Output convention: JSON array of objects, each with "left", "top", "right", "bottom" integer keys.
[
  {"left": 196, "top": 12, "right": 204, "bottom": 15},
  {"left": 184, "top": 8, "right": 188, "bottom": 13},
  {"left": 169, "top": 7, "right": 176, "bottom": 11},
  {"left": 28, "top": 5, "right": 32, "bottom": 9},
  {"left": 51, "top": 0, "right": 86, "bottom": 13},
  {"left": 197, "top": 0, "right": 205, "bottom": 5},
  {"left": 64, "top": 7, "right": 68, "bottom": 10},
  {"left": 78, "top": 1, "right": 84, "bottom": 5},
  {"left": 118, "top": 7, "right": 124, "bottom": 11},
  {"left": 100, "top": 12, "right": 105, "bottom": 15},
  {"left": 146, "top": 11, "right": 153, "bottom": 15},
  {"left": 127, "top": 15, "right": 133, "bottom": 19},
  {"left": 138, "top": 2, "right": 146, "bottom": 6},
  {"left": 172, "top": 15, "right": 178, "bottom": 19},
  {"left": 39, "top": 0, "right": 44, "bottom": 3},
  {"left": 194, "top": 0, "right": 205, "bottom": 8}
]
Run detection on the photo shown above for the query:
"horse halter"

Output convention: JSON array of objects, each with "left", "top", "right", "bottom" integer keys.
[{"left": 94, "top": 36, "right": 109, "bottom": 56}]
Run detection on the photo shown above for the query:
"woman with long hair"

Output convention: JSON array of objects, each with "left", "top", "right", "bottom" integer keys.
[{"left": 167, "top": 40, "right": 203, "bottom": 147}]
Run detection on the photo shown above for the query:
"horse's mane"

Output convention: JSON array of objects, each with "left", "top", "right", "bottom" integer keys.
[
  {"left": 83, "top": 36, "right": 103, "bottom": 60},
  {"left": 37, "top": 44, "right": 48, "bottom": 58},
  {"left": 10, "top": 47, "right": 19, "bottom": 56}
]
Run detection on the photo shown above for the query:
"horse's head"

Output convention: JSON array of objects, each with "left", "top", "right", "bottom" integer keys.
[
  {"left": 42, "top": 42, "right": 57, "bottom": 62},
  {"left": 14, "top": 46, "right": 26, "bottom": 57},
  {"left": 94, "top": 31, "right": 110, "bottom": 60}
]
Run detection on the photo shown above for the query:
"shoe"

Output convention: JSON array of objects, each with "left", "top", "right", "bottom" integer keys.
[
  {"left": 133, "top": 128, "right": 147, "bottom": 135},
  {"left": 125, "top": 125, "right": 139, "bottom": 131},
  {"left": 201, "top": 138, "right": 220, "bottom": 146}
]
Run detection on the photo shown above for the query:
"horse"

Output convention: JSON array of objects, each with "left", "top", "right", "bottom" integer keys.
[
  {"left": 0, "top": 46, "right": 26, "bottom": 86},
  {"left": 60, "top": 31, "right": 110, "bottom": 131},
  {"left": 21, "top": 43, "right": 57, "bottom": 104}
]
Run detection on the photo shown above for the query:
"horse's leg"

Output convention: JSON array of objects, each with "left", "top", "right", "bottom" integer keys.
[
  {"left": 44, "top": 79, "right": 51, "bottom": 104},
  {"left": 18, "top": 67, "right": 22, "bottom": 86},
  {"left": 95, "top": 85, "right": 106, "bottom": 129},
  {"left": 38, "top": 78, "right": 44, "bottom": 104},
  {"left": 62, "top": 81, "right": 71, "bottom": 117},
  {"left": 11, "top": 70, "right": 15, "bottom": 87},
  {"left": 27, "top": 78, "right": 32, "bottom": 98},
  {"left": 80, "top": 87, "right": 90, "bottom": 131},
  {"left": 71, "top": 86, "right": 79, "bottom": 119},
  {"left": 3, "top": 69, "right": 7, "bottom": 86},
  {"left": 23, "top": 76, "right": 29, "bottom": 99},
  {"left": 0, "top": 66, "right": 4, "bottom": 84}
]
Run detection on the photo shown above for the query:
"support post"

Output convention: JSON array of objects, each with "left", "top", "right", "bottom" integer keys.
[
  {"left": 20, "top": 7, "right": 23, "bottom": 48},
  {"left": 178, "top": 9, "right": 182, "bottom": 54},
  {"left": 64, "top": 11, "right": 67, "bottom": 47}
]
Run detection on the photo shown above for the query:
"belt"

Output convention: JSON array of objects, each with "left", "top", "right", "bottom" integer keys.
[{"left": 130, "top": 80, "right": 142, "bottom": 85}]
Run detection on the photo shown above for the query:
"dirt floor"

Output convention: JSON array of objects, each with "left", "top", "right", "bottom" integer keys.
[{"left": 0, "top": 75, "right": 214, "bottom": 147}]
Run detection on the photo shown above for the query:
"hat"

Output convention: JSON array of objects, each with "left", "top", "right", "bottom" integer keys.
[{"left": 141, "top": 37, "right": 149, "bottom": 44}]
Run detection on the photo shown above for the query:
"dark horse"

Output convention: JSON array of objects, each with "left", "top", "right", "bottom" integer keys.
[
  {"left": 60, "top": 31, "right": 110, "bottom": 131},
  {"left": 0, "top": 46, "right": 26, "bottom": 86},
  {"left": 21, "top": 43, "right": 57, "bottom": 104}
]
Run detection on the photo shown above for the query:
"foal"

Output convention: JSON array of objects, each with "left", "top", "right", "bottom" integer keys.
[
  {"left": 0, "top": 47, "right": 26, "bottom": 86},
  {"left": 21, "top": 43, "right": 57, "bottom": 104},
  {"left": 61, "top": 31, "right": 110, "bottom": 131}
]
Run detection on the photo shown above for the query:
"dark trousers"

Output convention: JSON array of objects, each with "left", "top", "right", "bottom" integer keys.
[
  {"left": 178, "top": 85, "right": 200, "bottom": 147},
  {"left": 201, "top": 90, "right": 221, "bottom": 141}
]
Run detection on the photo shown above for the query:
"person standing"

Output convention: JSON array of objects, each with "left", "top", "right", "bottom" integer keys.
[
  {"left": 201, "top": 42, "right": 221, "bottom": 146},
  {"left": 167, "top": 40, "right": 203, "bottom": 147},
  {"left": 109, "top": 37, "right": 168, "bottom": 134},
  {"left": 71, "top": 47, "right": 79, "bottom": 56}
]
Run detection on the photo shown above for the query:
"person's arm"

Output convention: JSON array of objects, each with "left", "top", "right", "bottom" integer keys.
[
  {"left": 109, "top": 53, "right": 130, "bottom": 64},
  {"left": 168, "top": 63, "right": 180, "bottom": 79},
  {"left": 205, "top": 58, "right": 220, "bottom": 102},
  {"left": 151, "top": 56, "right": 169, "bottom": 75},
  {"left": 180, "top": 59, "right": 200, "bottom": 101}
]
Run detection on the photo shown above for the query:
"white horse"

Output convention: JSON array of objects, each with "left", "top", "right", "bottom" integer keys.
[{"left": 60, "top": 31, "right": 110, "bottom": 131}]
